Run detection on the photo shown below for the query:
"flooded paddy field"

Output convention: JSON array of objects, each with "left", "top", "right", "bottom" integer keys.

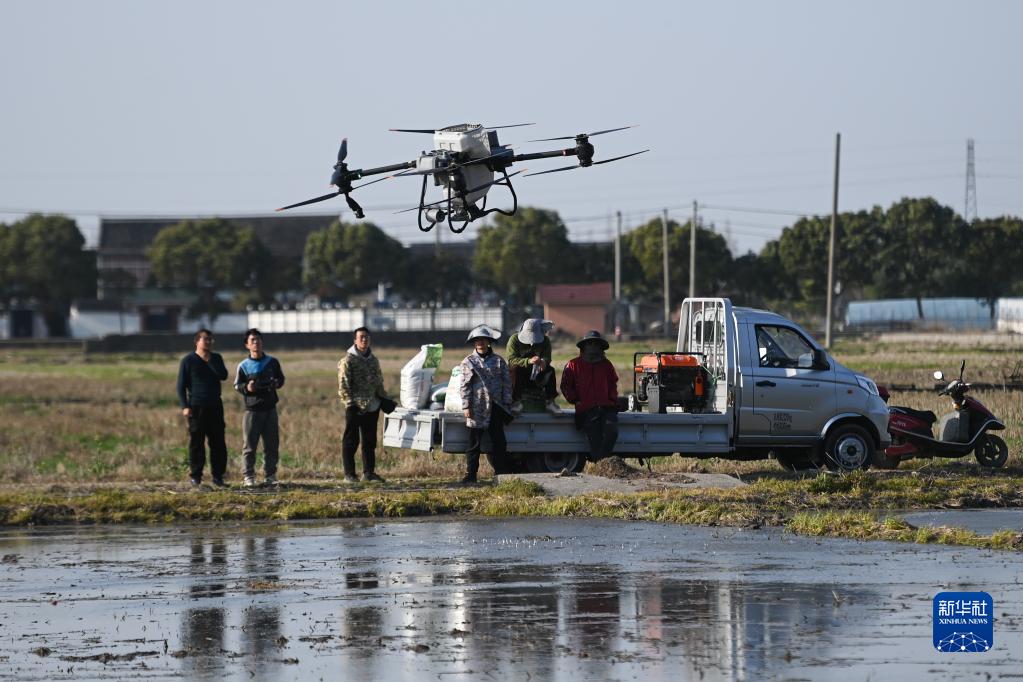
[{"left": 1, "top": 518, "right": 1021, "bottom": 681}]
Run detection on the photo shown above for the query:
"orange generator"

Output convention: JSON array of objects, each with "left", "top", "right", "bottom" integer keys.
[{"left": 632, "top": 352, "right": 709, "bottom": 413}]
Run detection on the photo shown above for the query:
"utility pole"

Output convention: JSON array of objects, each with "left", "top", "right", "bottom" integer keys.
[
  {"left": 614, "top": 211, "right": 622, "bottom": 301},
  {"left": 614, "top": 211, "right": 622, "bottom": 336},
  {"left": 662, "top": 208, "right": 670, "bottom": 335},
  {"left": 825, "top": 132, "right": 841, "bottom": 349},
  {"left": 689, "top": 200, "right": 697, "bottom": 299},
  {"left": 965, "top": 138, "right": 977, "bottom": 223}
]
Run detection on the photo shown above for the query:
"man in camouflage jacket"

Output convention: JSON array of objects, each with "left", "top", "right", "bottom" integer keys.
[{"left": 338, "top": 327, "right": 390, "bottom": 482}]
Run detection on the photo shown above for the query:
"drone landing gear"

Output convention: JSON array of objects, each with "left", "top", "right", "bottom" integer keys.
[
  {"left": 415, "top": 168, "right": 519, "bottom": 234},
  {"left": 344, "top": 193, "right": 365, "bottom": 219}
]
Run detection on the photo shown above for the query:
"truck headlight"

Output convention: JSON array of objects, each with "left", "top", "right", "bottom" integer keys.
[{"left": 856, "top": 375, "right": 879, "bottom": 396}]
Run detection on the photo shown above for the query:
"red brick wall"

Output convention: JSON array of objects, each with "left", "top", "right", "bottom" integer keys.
[{"left": 543, "top": 304, "right": 606, "bottom": 340}]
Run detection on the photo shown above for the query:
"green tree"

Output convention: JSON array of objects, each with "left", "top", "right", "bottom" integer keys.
[
  {"left": 961, "top": 216, "right": 1023, "bottom": 318},
  {"left": 876, "top": 197, "right": 965, "bottom": 318},
  {"left": 147, "top": 218, "right": 272, "bottom": 322},
  {"left": 623, "top": 219, "right": 733, "bottom": 304},
  {"left": 302, "top": 220, "right": 406, "bottom": 299},
  {"left": 472, "top": 207, "right": 574, "bottom": 302},
  {"left": 729, "top": 247, "right": 789, "bottom": 310},
  {"left": 0, "top": 214, "right": 96, "bottom": 336},
  {"left": 397, "top": 248, "right": 474, "bottom": 304},
  {"left": 773, "top": 207, "right": 884, "bottom": 309}
]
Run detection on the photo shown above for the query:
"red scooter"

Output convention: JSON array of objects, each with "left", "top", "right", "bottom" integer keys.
[{"left": 878, "top": 361, "right": 1008, "bottom": 468}]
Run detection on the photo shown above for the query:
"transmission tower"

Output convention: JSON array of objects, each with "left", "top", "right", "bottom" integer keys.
[{"left": 965, "top": 138, "right": 977, "bottom": 223}]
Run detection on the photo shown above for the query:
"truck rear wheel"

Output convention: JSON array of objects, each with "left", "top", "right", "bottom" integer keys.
[
  {"left": 822, "top": 424, "right": 873, "bottom": 471},
  {"left": 526, "top": 452, "right": 586, "bottom": 473}
]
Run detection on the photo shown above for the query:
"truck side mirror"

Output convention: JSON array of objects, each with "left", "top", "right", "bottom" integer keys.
[{"left": 812, "top": 348, "right": 830, "bottom": 370}]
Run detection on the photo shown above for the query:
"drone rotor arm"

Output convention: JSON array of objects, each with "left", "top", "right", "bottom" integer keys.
[
  {"left": 350, "top": 170, "right": 416, "bottom": 190},
  {"left": 512, "top": 148, "right": 575, "bottom": 163}
]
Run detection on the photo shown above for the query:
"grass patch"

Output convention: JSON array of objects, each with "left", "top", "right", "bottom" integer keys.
[
  {"left": 788, "top": 511, "right": 1023, "bottom": 551},
  {"left": 2, "top": 471, "right": 1023, "bottom": 551}
]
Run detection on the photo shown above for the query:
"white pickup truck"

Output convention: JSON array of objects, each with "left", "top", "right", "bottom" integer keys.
[{"left": 383, "top": 298, "right": 890, "bottom": 473}]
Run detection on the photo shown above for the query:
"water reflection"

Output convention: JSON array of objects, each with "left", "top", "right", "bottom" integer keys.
[
  {"left": 4, "top": 521, "right": 1018, "bottom": 680},
  {"left": 181, "top": 536, "right": 227, "bottom": 676},
  {"left": 168, "top": 538, "right": 871, "bottom": 680},
  {"left": 242, "top": 537, "right": 282, "bottom": 662}
]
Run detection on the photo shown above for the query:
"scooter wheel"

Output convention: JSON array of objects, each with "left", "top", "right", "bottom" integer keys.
[{"left": 975, "top": 434, "right": 1008, "bottom": 468}]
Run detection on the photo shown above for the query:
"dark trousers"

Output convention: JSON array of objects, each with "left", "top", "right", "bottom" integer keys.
[
  {"left": 512, "top": 366, "right": 558, "bottom": 402},
  {"left": 188, "top": 402, "right": 227, "bottom": 481},
  {"left": 466, "top": 419, "right": 507, "bottom": 477},
  {"left": 242, "top": 408, "right": 279, "bottom": 477},
  {"left": 342, "top": 407, "right": 379, "bottom": 476},
  {"left": 581, "top": 407, "right": 619, "bottom": 461}
]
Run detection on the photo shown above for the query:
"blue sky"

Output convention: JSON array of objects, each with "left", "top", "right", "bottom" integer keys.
[{"left": 2, "top": 1, "right": 1020, "bottom": 254}]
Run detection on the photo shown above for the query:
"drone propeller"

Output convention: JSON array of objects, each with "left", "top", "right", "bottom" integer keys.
[
  {"left": 524, "top": 149, "right": 649, "bottom": 177},
  {"left": 527, "top": 125, "right": 635, "bottom": 143},
  {"left": 276, "top": 190, "right": 342, "bottom": 212},
  {"left": 594, "top": 149, "right": 649, "bottom": 165},
  {"left": 394, "top": 170, "right": 526, "bottom": 214},
  {"left": 337, "top": 138, "right": 348, "bottom": 162},
  {"left": 390, "top": 123, "right": 534, "bottom": 134}
]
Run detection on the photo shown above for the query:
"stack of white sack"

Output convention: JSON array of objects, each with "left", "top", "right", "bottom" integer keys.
[
  {"left": 400, "top": 344, "right": 443, "bottom": 409},
  {"left": 443, "top": 365, "right": 464, "bottom": 412}
]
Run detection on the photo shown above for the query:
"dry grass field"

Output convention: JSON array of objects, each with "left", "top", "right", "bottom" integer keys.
[{"left": 0, "top": 333, "right": 1021, "bottom": 485}]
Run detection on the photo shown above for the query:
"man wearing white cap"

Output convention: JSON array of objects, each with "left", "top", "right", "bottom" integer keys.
[
  {"left": 458, "top": 325, "right": 512, "bottom": 484},
  {"left": 506, "top": 318, "right": 560, "bottom": 414}
]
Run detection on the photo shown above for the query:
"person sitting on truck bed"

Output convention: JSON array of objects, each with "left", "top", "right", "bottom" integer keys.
[
  {"left": 560, "top": 330, "right": 619, "bottom": 462},
  {"left": 506, "top": 318, "right": 560, "bottom": 414}
]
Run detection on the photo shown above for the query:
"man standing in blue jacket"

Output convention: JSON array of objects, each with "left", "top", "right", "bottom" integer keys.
[
  {"left": 233, "top": 328, "right": 285, "bottom": 487},
  {"left": 177, "top": 328, "right": 229, "bottom": 488}
]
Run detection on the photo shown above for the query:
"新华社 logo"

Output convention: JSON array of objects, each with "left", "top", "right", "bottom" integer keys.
[{"left": 933, "top": 592, "right": 993, "bottom": 652}]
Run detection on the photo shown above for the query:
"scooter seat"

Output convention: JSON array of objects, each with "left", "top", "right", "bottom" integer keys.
[{"left": 891, "top": 406, "right": 937, "bottom": 424}]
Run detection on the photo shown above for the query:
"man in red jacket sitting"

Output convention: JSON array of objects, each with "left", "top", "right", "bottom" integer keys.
[{"left": 560, "top": 330, "right": 619, "bottom": 462}]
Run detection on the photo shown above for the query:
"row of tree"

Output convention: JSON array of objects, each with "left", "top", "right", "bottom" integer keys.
[{"left": 3, "top": 196, "right": 1022, "bottom": 333}]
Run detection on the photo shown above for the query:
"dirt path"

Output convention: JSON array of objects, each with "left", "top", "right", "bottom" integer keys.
[{"left": 498, "top": 471, "right": 747, "bottom": 497}]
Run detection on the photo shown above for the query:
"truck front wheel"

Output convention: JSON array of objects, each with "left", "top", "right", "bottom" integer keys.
[{"left": 822, "top": 424, "right": 873, "bottom": 471}]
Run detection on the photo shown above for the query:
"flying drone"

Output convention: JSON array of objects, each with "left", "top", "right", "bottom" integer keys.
[{"left": 277, "top": 123, "right": 648, "bottom": 234}]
